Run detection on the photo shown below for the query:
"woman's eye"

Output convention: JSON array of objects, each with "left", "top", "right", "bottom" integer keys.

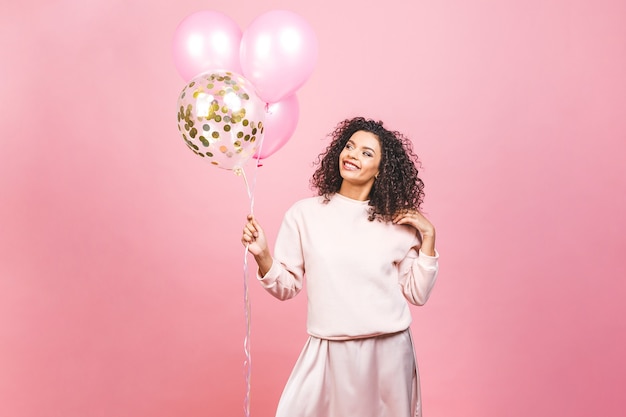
[{"left": 363, "top": 152, "right": 373, "bottom": 157}]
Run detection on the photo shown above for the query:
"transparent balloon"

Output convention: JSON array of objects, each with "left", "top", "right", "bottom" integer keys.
[{"left": 176, "top": 71, "right": 266, "bottom": 170}]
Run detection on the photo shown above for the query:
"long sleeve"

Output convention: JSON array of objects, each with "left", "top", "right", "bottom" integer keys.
[
  {"left": 256, "top": 207, "right": 304, "bottom": 300},
  {"left": 256, "top": 195, "right": 440, "bottom": 340},
  {"left": 398, "top": 248, "right": 439, "bottom": 306}
]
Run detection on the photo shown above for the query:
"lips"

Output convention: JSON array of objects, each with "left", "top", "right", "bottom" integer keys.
[{"left": 342, "top": 160, "right": 359, "bottom": 171}]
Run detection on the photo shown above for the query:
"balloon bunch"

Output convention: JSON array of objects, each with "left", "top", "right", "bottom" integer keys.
[
  {"left": 172, "top": 11, "right": 317, "bottom": 417},
  {"left": 173, "top": 10, "right": 318, "bottom": 170}
]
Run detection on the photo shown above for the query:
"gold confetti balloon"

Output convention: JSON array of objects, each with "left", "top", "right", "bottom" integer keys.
[{"left": 176, "top": 71, "right": 266, "bottom": 170}]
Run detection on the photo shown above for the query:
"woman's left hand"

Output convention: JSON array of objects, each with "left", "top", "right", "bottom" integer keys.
[{"left": 393, "top": 210, "right": 436, "bottom": 256}]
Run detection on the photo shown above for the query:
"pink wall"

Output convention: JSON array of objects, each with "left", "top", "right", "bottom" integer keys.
[{"left": 1, "top": 0, "right": 625, "bottom": 416}]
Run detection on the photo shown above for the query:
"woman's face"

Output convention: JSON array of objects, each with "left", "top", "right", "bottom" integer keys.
[{"left": 338, "top": 130, "right": 382, "bottom": 188}]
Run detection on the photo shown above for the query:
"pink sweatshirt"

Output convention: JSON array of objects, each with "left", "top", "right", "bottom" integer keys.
[{"left": 258, "top": 193, "right": 439, "bottom": 340}]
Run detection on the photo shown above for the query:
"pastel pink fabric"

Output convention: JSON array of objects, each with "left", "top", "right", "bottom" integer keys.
[
  {"left": 275, "top": 329, "right": 421, "bottom": 417},
  {"left": 257, "top": 194, "right": 438, "bottom": 415},
  {"left": 258, "top": 194, "right": 439, "bottom": 339}
]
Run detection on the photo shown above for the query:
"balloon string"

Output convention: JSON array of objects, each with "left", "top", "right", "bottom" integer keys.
[
  {"left": 240, "top": 168, "right": 253, "bottom": 417},
  {"left": 242, "top": 249, "right": 252, "bottom": 417},
  {"left": 235, "top": 136, "right": 264, "bottom": 417}
]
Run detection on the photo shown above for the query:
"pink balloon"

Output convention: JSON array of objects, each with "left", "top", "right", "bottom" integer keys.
[
  {"left": 172, "top": 11, "right": 242, "bottom": 81},
  {"left": 240, "top": 10, "right": 318, "bottom": 103},
  {"left": 255, "top": 94, "right": 300, "bottom": 160}
]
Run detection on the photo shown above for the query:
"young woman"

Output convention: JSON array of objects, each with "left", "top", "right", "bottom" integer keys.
[{"left": 241, "top": 117, "right": 439, "bottom": 417}]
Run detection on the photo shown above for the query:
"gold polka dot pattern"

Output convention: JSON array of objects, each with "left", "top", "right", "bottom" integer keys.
[{"left": 176, "top": 71, "right": 266, "bottom": 170}]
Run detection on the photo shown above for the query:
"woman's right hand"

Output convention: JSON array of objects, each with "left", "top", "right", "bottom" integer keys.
[
  {"left": 241, "top": 214, "right": 274, "bottom": 276},
  {"left": 241, "top": 214, "right": 268, "bottom": 256}
]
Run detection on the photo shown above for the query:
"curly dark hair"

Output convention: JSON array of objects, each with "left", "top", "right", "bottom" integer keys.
[{"left": 310, "top": 117, "right": 425, "bottom": 222}]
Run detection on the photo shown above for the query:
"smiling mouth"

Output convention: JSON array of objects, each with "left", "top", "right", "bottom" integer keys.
[{"left": 342, "top": 160, "right": 359, "bottom": 170}]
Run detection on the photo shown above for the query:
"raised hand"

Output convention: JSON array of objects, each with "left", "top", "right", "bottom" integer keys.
[{"left": 393, "top": 210, "right": 436, "bottom": 256}]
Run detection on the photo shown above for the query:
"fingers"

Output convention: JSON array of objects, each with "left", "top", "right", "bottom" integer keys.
[
  {"left": 247, "top": 215, "right": 262, "bottom": 236},
  {"left": 393, "top": 210, "right": 420, "bottom": 224},
  {"left": 249, "top": 215, "right": 261, "bottom": 233},
  {"left": 241, "top": 214, "right": 262, "bottom": 246},
  {"left": 244, "top": 222, "right": 258, "bottom": 237},
  {"left": 242, "top": 225, "right": 256, "bottom": 243},
  {"left": 241, "top": 228, "right": 253, "bottom": 243}
]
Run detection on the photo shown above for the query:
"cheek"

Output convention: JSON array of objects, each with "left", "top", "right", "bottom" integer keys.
[{"left": 365, "top": 161, "right": 379, "bottom": 173}]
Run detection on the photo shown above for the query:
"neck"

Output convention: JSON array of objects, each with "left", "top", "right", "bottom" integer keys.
[{"left": 338, "top": 182, "right": 373, "bottom": 201}]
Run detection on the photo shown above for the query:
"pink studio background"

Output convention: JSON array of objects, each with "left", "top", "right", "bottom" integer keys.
[{"left": 1, "top": 0, "right": 625, "bottom": 416}]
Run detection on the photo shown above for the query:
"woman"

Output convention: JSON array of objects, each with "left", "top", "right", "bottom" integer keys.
[{"left": 241, "top": 117, "right": 439, "bottom": 417}]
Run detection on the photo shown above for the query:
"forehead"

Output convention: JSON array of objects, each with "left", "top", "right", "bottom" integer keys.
[{"left": 348, "top": 130, "right": 381, "bottom": 151}]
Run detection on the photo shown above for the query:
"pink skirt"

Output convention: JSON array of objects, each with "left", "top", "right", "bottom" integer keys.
[{"left": 275, "top": 328, "right": 421, "bottom": 417}]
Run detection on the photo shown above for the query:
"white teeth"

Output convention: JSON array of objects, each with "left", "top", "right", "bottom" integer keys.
[{"left": 343, "top": 161, "right": 359, "bottom": 170}]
